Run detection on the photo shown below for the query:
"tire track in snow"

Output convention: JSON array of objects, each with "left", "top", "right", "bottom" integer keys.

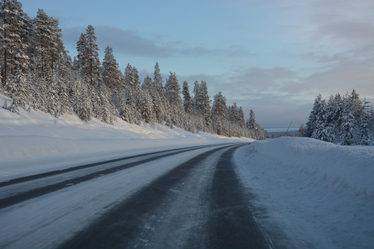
[
  {"left": 0, "top": 144, "right": 232, "bottom": 210},
  {"left": 206, "top": 146, "right": 270, "bottom": 249},
  {"left": 57, "top": 145, "right": 239, "bottom": 249}
]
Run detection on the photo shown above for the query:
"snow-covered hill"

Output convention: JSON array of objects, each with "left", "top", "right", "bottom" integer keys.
[
  {"left": 235, "top": 138, "right": 374, "bottom": 249},
  {"left": 0, "top": 94, "right": 252, "bottom": 180}
]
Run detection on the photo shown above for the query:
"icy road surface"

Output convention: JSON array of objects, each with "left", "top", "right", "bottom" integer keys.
[{"left": 0, "top": 143, "right": 270, "bottom": 249}]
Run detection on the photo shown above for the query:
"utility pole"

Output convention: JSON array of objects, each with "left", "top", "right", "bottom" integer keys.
[{"left": 285, "top": 121, "right": 292, "bottom": 136}]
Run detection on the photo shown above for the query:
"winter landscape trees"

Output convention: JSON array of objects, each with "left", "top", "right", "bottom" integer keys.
[
  {"left": 305, "top": 90, "right": 374, "bottom": 145},
  {"left": 0, "top": 0, "right": 268, "bottom": 140}
]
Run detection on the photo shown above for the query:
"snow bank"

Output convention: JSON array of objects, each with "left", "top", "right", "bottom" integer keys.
[
  {"left": 253, "top": 137, "right": 374, "bottom": 197},
  {"left": 0, "top": 94, "right": 252, "bottom": 180},
  {"left": 235, "top": 138, "right": 374, "bottom": 249}
]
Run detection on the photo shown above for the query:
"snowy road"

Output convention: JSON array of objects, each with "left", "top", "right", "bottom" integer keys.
[{"left": 0, "top": 143, "right": 270, "bottom": 249}]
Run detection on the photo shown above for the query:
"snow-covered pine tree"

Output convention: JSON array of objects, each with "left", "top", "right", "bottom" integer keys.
[
  {"left": 102, "top": 46, "right": 122, "bottom": 89},
  {"left": 58, "top": 79, "right": 71, "bottom": 115},
  {"left": 142, "top": 75, "right": 153, "bottom": 91},
  {"left": 182, "top": 81, "right": 191, "bottom": 113},
  {"left": 165, "top": 72, "right": 182, "bottom": 107},
  {"left": 142, "top": 75, "right": 161, "bottom": 123},
  {"left": 194, "top": 81, "right": 205, "bottom": 116},
  {"left": 97, "top": 83, "right": 115, "bottom": 124},
  {"left": 351, "top": 89, "right": 362, "bottom": 120},
  {"left": 0, "top": 0, "right": 29, "bottom": 85},
  {"left": 211, "top": 92, "right": 227, "bottom": 135},
  {"left": 117, "top": 85, "right": 131, "bottom": 123},
  {"left": 30, "top": 9, "right": 64, "bottom": 78},
  {"left": 192, "top": 80, "right": 200, "bottom": 113},
  {"left": 153, "top": 62, "right": 166, "bottom": 103},
  {"left": 165, "top": 72, "right": 183, "bottom": 126},
  {"left": 4, "top": 71, "right": 29, "bottom": 110},
  {"left": 74, "top": 80, "right": 92, "bottom": 122},
  {"left": 123, "top": 64, "right": 141, "bottom": 124},
  {"left": 312, "top": 99, "right": 331, "bottom": 141},
  {"left": 76, "top": 33, "right": 86, "bottom": 71},
  {"left": 199, "top": 81, "right": 211, "bottom": 131},
  {"left": 229, "top": 102, "right": 240, "bottom": 125},
  {"left": 152, "top": 62, "right": 167, "bottom": 121},
  {"left": 79, "top": 25, "right": 101, "bottom": 85},
  {"left": 238, "top": 107, "right": 245, "bottom": 128},
  {"left": 360, "top": 98, "right": 371, "bottom": 145},
  {"left": 340, "top": 93, "right": 356, "bottom": 145},
  {"left": 141, "top": 91, "right": 154, "bottom": 124},
  {"left": 124, "top": 63, "right": 134, "bottom": 88},
  {"left": 305, "top": 94, "right": 323, "bottom": 137},
  {"left": 247, "top": 109, "right": 258, "bottom": 139},
  {"left": 46, "top": 74, "right": 60, "bottom": 118}
]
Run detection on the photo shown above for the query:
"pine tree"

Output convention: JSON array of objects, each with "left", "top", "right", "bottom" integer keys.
[
  {"left": 141, "top": 91, "right": 154, "bottom": 124},
  {"left": 4, "top": 71, "right": 28, "bottom": 109},
  {"left": 75, "top": 80, "right": 92, "bottom": 122},
  {"left": 165, "top": 72, "right": 182, "bottom": 107},
  {"left": 59, "top": 79, "right": 70, "bottom": 115},
  {"left": 305, "top": 94, "right": 323, "bottom": 137},
  {"left": 97, "top": 83, "right": 115, "bottom": 124},
  {"left": 340, "top": 94, "right": 356, "bottom": 145},
  {"left": 238, "top": 107, "right": 245, "bottom": 128},
  {"left": 229, "top": 102, "right": 240, "bottom": 124},
  {"left": 124, "top": 63, "right": 134, "bottom": 89},
  {"left": 102, "top": 46, "right": 122, "bottom": 89},
  {"left": 211, "top": 92, "right": 227, "bottom": 135},
  {"left": 46, "top": 75, "right": 60, "bottom": 117},
  {"left": 360, "top": 98, "right": 371, "bottom": 145},
  {"left": 76, "top": 33, "right": 86, "bottom": 71},
  {"left": 0, "top": 0, "right": 29, "bottom": 85},
  {"left": 182, "top": 81, "right": 191, "bottom": 113},
  {"left": 78, "top": 25, "right": 101, "bottom": 85},
  {"left": 200, "top": 81, "right": 211, "bottom": 130},
  {"left": 247, "top": 109, "right": 258, "bottom": 139},
  {"left": 142, "top": 75, "right": 153, "bottom": 91},
  {"left": 30, "top": 9, "right": 65, "bottom": 79},
  {"left": 153, "top": 62, "right": 165, "bottom": 102}
]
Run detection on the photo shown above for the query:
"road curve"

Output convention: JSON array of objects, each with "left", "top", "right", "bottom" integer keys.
[{"left": 57, "top": 144, "right": 270, "bottom": 249}]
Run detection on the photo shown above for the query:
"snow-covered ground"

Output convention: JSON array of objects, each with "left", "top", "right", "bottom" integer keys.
[
  {"left": 0, "top": 94, "right": 252, "bottom": 181},
  {"left": 235, "top": 138, "right": 374, "bottom": 249},
  {"left": 2, "top": 92, "right": 373, "bottom": 248}
]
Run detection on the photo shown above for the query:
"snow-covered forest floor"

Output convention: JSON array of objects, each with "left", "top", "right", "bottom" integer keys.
[{"left": 235, "top": 138, "right": 374, "bottom": 249}]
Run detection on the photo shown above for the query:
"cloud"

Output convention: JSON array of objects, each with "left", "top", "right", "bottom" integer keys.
[
  {"left": 179, "top": 44, "right": 251, "bottom": 57},
  {"left": 95, "top": 27, "right": 174, "bottom": 58},
  {"left": 62, "top": 26, "right": 174, "bottom": 58},
  {"left": 312, "top": 20, "right": 374, "bottom": 48},
  {"left": 227, "top": 67, "right": 298, "bottom": 93},
  {"left": 62, "top": 25, "right": 251, "bottom": 59},
  {"left": 194, "top": 60, "right": 374, "bottom": 127},
  {"left": 302, "top": 58, "right": 374, "bottom": 98}
]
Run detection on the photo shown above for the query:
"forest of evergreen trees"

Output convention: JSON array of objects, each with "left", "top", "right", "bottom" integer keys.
[
  {"left": 0, "top": 0, "right": 269, "bottom": 140},
  {"left": 305, "top": 89, "right": 374, "bottom": 145}
]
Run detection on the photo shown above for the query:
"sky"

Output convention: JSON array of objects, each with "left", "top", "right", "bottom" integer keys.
[{"left": 22, "top": 0, "right": 374, "bottom": 128}]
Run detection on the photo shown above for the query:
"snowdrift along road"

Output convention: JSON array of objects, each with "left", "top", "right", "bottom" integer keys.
[{"left": 235, "top": 138, "right": 374, "bottom": 249}]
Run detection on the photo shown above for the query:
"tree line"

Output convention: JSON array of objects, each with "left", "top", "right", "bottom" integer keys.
[
  {"left": 304, "top": 89, "right": 373, "bottom": 145},
  {"left": 0, "top": 0, "right": 269, "bottom": 139}
]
